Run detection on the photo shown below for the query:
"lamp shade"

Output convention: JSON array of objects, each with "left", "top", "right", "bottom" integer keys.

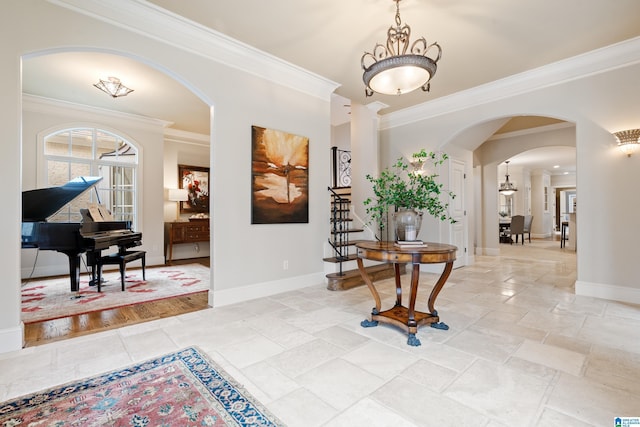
[{"left": 168, "top": 188, "right": 188, "bottom": 202}]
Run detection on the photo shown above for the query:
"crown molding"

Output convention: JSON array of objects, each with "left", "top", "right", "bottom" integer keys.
[
  {"left": 47, "top": 0, "right": 340, "bottom": 101},
  {"left": 24, "top": 94, "right": 210, "bottom": 144},
  {"left": 380, "top": 36, "right": 640, "bottom": 130},
  {"left": 23, "top": 94, "right": 173, "bottom": 130},
  {"left": 163, "top": 127, "right": 210, "bottom": 146}
]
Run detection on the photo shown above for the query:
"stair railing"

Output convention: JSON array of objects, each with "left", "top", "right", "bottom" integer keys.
[
  {"left": 330, "top": 147, "right": 351, "bottom": 189},
  {"left": 328, "top": 186, "right": 350, "bottom": 276}
]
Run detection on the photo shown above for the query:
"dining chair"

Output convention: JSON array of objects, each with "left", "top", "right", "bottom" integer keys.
[
  {"left": 523, "top": 215, "right": 533, "bottom": 243},
  {"left": 509, "top": 215, "right": 525, "bottom": 245}
]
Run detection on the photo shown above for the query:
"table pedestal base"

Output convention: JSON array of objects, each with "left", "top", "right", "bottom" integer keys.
[
  {"left": 356, "top": 242, "right": 456, "bottom": 347},
  {"left": 361, "top": 305, "right": 449, "bottom": 346}
]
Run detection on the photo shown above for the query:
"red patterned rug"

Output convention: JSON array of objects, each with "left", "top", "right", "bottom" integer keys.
[
  {"left": 0, "top": 347, "right": 284, "bottom": 426},
  {"left": 21, "top": 264, "right": 209, "bottom": 324}
]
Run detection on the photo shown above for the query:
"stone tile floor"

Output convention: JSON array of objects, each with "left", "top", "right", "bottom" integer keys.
[{"left": 2, "top": 240, "right": 639, "bottom": 426}]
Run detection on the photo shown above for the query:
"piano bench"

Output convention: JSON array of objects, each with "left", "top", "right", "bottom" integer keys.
[{"left": 97, "top": 250, "right": 146, "bottom": 292}]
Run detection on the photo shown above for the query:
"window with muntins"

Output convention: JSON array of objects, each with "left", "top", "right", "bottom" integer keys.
[{"left": 41, "top": 127, "right": 138, "bottom": 225}]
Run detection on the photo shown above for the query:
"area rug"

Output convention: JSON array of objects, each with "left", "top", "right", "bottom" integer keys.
[
  {"left": 22, "top": 264, "right": 210, "bottom": 324},
  {"left": 0, "top": 346, "right": 285, "bottom": 426}
]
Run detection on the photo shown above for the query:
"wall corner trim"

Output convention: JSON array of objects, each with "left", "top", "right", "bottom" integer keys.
[{"left": 0, "top": 323, "right": 24, "bottom": 355}]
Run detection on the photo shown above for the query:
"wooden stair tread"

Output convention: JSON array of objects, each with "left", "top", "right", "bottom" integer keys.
[
  {"left": 330, "top": 228, "right": 364, "bottom": 234},
  {"left": 331, "top": 239, "right": 371, "bottom": 247},
  {"left": 326, "top": 263, "right": 406, "bottom": 291},
  {"left": 323, "top": 254, "right": 358, "bottom": 263}
]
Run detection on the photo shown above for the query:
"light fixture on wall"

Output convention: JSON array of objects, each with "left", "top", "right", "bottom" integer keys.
[
  {"left": 168, "top": 188, "right": 188, "bottom": 221},
  {"left": 409, "top": 155, "right": 425, "bottom": 175},
  {"left": 93, "top": 77, "right": 134, "bottom": 98},
  {"left": 613, "top": 129, "right": 640, "bottom": 157},
  {"left": 410, "top": 160, "right": 424, "bottom": 175},
  {"left": 361, "top": 0, "right": 442, "bottom": 97},
  {"left": 499, "top": 161, "right": 517, "bottom": 196}
]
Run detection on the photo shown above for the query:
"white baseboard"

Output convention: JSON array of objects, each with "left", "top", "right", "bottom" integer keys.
[
  {"left": 212, "top": 272, "right": 325, "bottom": 307},
  {"left": 531, "top": 233, "right": 552, "bottom": 239},
  {"left": 475, "top": 247, "right": 500, "bottom": 256},
  {"left": 0, "top": 323, "right": 24, "bottom": 354},
  {"left": 575, "top": 280, "right": 640, "bottom": 305}
]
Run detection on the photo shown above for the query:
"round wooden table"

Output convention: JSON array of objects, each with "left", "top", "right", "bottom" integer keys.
[{"left": 356, "top": 241, "right": 457, "bottom": 346}]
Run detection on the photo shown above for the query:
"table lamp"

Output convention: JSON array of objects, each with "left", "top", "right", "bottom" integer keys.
[{"left": 168, "top": 188, "right": 188, "bottom": 221}]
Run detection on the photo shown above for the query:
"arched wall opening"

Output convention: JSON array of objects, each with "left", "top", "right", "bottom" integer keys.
[
  {"left": 20, "top": 48, "right": 214, "bottom": 328},
  {"left": 441, "top": 114, "right": 576, "bottom": 257}
]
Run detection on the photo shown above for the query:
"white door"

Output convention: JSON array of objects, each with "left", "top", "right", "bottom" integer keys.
[{"left": 450, "top": 159, "right": 467, "bottom": 268}]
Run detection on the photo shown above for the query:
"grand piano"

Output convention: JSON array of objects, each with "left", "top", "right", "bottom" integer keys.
[{"left": 21, "top": 176, "right": 143, "bottom": 292}]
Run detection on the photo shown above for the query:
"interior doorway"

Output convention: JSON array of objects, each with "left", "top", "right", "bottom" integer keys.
[{"left": 555, "top": 186, "right": 576, "bottom": 231}]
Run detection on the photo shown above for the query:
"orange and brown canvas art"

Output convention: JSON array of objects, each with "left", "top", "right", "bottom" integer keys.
[{"left": 251, "top": 125, "right": 309, "bottom": 224}]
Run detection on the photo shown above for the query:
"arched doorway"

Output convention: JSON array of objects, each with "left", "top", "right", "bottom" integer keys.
[
  {"left": 20, "top": 50, "right": 213, "bottom": 340},
  {"left": 443, "top": 115, "right": 577, "bottom": 258}
]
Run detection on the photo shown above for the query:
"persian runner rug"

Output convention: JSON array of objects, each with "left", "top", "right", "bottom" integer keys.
[
  {"left": 22, "top": 264, "right": 210, "bottom": 323},
  {"left": 0, "top": 347, "right": 285, "bottom": 426}
]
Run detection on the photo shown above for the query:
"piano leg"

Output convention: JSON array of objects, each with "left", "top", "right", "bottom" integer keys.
[
  {"left": 63, "top": 252, "right": 83, "bottom": 292},
  {"left": 86, "top": 250, "right": 101, "bottom": 287}
]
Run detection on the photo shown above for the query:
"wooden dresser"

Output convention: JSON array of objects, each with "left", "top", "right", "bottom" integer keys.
[{"left": 165, "top": 220, "right": 210, "bottom": 263}]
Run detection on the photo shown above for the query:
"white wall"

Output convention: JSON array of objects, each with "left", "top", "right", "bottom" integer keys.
[
  {"left": 331, "top": 122, "right": 350, "bottom": 152},
  {"left": 1, "top": 0, "right": 336, "bottom": 353}
]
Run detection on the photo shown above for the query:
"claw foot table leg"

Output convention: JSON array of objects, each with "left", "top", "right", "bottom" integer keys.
[
  {"left": 407, "top": 333, "right": 421, "bottom": 346},
  {"left": 361, "top": 319, "right": 379, "bottom": 328}
]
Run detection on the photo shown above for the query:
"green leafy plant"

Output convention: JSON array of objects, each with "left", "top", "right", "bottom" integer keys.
[{"left": 364, "top": 149, "right": 456, "bottom": 229}]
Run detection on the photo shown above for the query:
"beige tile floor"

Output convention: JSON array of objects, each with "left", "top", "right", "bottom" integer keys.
[{"left": 2, "top": 239, "right": 640, "bottom": 426}]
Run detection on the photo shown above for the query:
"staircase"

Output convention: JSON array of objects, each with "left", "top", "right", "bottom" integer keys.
[{"left": 324, "top": 187, "right": 401, "bottom": 290}]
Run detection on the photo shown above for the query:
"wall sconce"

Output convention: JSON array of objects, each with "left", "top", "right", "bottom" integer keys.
[
  {"left": 409, "top": 158, "right": 425, "bottom": 175},
  {"left": 168, "top": 188, "right": 188, "bottom": 221},
  {"left": 409, "top": 149, "right": 428, "bottom": 175},
  {"left": 613, "top": 129, "right": 640, "bottom": 157}
]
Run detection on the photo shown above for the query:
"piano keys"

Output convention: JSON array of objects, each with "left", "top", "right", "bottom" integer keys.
[{"left": 22, "top": 176, "right": 143, "bottom": 292}]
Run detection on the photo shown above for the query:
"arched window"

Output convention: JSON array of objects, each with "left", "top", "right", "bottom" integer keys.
[{"left": 40, "top": 127, "right": 139, "bottom": 226}]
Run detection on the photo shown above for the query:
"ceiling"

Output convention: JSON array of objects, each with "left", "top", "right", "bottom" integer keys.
[
  {"left": 508, "top": 146, "right": 576, "bottom": 176},
  {"left": 21, "top": 0, "right": 640, "bottom": 172}
]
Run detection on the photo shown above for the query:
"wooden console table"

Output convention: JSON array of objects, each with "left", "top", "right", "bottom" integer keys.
[
  {"left": 165, "top": 220, "right": 210, "bottom": 263},
  {"left": 356, "top": 241, "right": 457, "bottom": 346}
]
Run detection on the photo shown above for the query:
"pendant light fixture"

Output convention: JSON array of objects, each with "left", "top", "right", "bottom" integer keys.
[
  {"left": 499, "top": 161, "right": 517, "bottom": 196},
  {"left": 361, "top": 0, "right": 442, "bottom": 97}
]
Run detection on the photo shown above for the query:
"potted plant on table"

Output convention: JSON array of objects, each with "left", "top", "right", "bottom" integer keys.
[{"left": 364, "top": 149, "right": 456, "bottom": 241}]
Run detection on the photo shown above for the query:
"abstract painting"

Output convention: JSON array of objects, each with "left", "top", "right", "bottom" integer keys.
[{"left": 251, "top": 125, "right": 309, "bottom": 224}]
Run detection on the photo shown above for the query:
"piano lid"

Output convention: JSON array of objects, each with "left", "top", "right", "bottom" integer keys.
[{"left": 22, "top": 176, "right": 103, "bottom": 222}]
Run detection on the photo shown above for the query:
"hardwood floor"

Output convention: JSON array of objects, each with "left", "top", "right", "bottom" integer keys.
[{"left": 23, "top": 258, "right": 211, "bottom": 348}]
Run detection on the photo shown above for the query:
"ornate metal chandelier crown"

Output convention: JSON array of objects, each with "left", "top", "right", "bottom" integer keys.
[{"left": 361, "top": 0, "right": 442, "bottom": 97}]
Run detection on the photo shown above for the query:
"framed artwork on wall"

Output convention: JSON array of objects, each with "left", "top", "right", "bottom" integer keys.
[
  {"left": 179, "top": 164, "right": 209, "bottom": 213},
  {"left": 251, "top": 125, "right": 309, "bottom": 224}
]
